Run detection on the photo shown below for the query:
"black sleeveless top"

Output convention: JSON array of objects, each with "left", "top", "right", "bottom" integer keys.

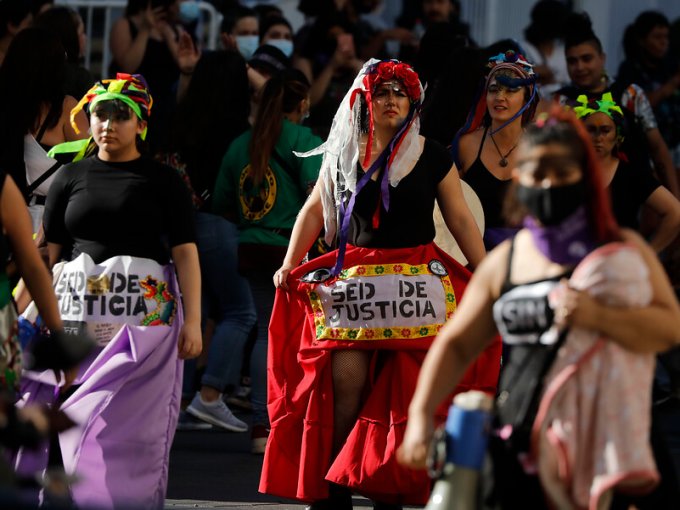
[
  {"left": 492, "top": 237, "right": 572, "bottom": 446},
  {"left": 347, "top": 138, "right": 451, "bottom": 248},
  {"left": 109, "top": 18, "right": 179, "bottom": 150},
  {"left": 483, "top": 239, "right": 574, "bottom": 509},
  {"left": 462, "top": 127, "right": 513, "bottom": 229},
  {"left": 109, "top": 18, "right": 179, "bottom": 96}
]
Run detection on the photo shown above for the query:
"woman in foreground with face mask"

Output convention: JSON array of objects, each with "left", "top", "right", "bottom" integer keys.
[{"left": 398, "top": 106, "right": 680, "bottom": 509}]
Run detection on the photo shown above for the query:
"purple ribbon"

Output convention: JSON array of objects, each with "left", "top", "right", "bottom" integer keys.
[
  {"left": 330, "top": 106, "right": 418, "bottom": 276},
  {"left": 331, "top": 149, "right": 389, "bottom": 276}
]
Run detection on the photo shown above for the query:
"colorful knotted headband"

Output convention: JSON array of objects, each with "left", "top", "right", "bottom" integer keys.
[
  {"left": 48, "top": 74, "right": 153, "bottom": 161},
  {"left": 451, "top": 50, "right": 539, "bottom": 166},
  {"left": 484, "top": 51, "right": 538, "bottom": 133},
  {"left": 486, "top": 51, "right": 536, "bottom": 83},
  {"left": 71, "top": 73, "right": 153, "bottom": 138},
  {"left": 572, "top": 92, "right": 623, "bottom": 121}
]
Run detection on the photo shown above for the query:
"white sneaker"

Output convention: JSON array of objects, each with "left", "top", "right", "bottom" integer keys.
[{"left": 186, "top": 393, "right": 248, "bottom": 432}]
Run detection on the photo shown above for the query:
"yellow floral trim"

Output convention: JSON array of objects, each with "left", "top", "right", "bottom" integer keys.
[{"left": 308, "top": 262, "right": 457, "bottom": 341}]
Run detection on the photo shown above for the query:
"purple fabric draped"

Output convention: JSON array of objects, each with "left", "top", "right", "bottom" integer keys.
[{"left": 14, "top": 258, "right": 183, "bottom": 510}]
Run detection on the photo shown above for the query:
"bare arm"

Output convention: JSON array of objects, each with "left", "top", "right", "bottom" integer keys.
[
  {"left": 308, "top": 58, "right": 338, "bottom": 107},
  {"left": 175, "top": 31, "right": 200, "bottom": 102},
  {"left": 247, "top": 65, "right": 268, "bottom": 94},
  {"left": 293, "top": 56, "right": 313, "bottom": 84},
  {"left": 398, "top": 244, "right": 506, "bottom": 468},
  {"left": 557, "top": 229, "right": 680, "bottom": 353},
  {"left": 455, "top": 131, "right": 479, "bottom": 176},
  {"left": 158, "top": 22, "right": 181, "bottom": 63},
  {"left": 1, "top": 177, "right": 62, "bottom": 331},
  {"left": 646, "top": 127, "right": 680, "bottom": 198},
  {"left": 274, "top": 182, "right": 325, "bottom": 289},
  {"left": 644, "top": 71, "right": 680, "bottom": 108},
  {"left": 644, "top": 186, "right": 680, "bottom": 252},
  {"left": 306, "top": 49, "right": 363, "bottom": 107},
  {"left": 171, "top": 242, "right": 202, "bottom": 359},
  {"left": 47, "top": 243, "right": 63, "bottom": 268},
  {"left": 110, "top": 16, "right": 150, "bottom": 73},
  {"left": 436, "top": 166, "right": 486, "bottom": 269}
]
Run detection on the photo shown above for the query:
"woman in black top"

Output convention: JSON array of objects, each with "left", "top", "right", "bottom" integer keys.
[
  {"left": 45, "top": 73, "right": 200, "bottom": 355},
  {"left": 573, "top": 92, "right": 680, "bottom": 253},
  {"left": 109, "top": 0, "right": 182, "bottom": 149},
  {"left": 454, "top": 50, "right": 539, "bottom": 250},
  {"left": 30, "top": 74, "right": 200, "bottom": 509}
]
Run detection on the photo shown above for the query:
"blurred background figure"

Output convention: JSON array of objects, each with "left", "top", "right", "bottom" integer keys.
[
  {"left": 0, "top": 27, "right": 89, "bottom": 237},
  {"left": 109, "top": 0, "right": 184, "bottom": 151},
  {"left": 220, "top": 5, "right": 259, "bottom": 59},
  {"left": 0, "top": 0, "right": 32, "bottom": 66},
  {"left": 618, "top": 11, "right": 680, "bottom": 169},
  {"left": 519, "top": 0, "right": 571, "bottom": 97},
  {"left": 164, "top": 49, "right": 256, "bottom": 434},
  {"left": 213, "top": 69, "right": 320, "bottom": 454},
  {"left": 33, "top": 6, "right": 95, "bottom": 100},
  {"left": 259, "top": 13, "right": 294, "bottom": 57}
]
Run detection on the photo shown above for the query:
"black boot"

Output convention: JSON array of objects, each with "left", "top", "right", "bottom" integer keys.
[
  {"left": 372, "top": 502, "right": 403, "bottom": 510},
  {"left": 305, "top": 483, "right": 353, "bottom": 509}
]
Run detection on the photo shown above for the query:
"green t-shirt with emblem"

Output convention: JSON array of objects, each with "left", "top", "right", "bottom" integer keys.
[{"left": 213, "top": 119, "right": 322, "bottom": 246}]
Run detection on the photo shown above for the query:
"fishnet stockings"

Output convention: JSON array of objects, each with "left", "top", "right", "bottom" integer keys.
[{"left": 331, "top": 349, "right": 372, "bottom": 454}]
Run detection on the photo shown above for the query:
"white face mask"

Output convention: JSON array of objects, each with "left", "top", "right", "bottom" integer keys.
[
  {"left": 236, "top": 35, "right": 259, "bottom": 60},
  {"left": 265, "top": 38, "right": 294, "bottom": 58}
]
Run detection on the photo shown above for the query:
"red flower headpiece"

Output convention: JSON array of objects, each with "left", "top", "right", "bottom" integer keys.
[
  {"left": 367, "top": 60, "right": 422, "bottom": 102},
  {"left": 347, "top": 60, "right": 423, "bottom": 170}
]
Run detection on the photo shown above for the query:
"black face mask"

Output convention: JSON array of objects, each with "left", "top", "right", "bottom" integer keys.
[{"left": 516, "top": 181, "right": 586, "bottom": 226}]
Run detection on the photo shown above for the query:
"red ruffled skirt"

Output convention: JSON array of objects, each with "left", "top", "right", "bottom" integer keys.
[{"left": 259, "top": 243, "right": 501, "bottom": 505}]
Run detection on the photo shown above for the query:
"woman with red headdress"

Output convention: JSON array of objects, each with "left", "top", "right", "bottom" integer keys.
[
  {"left": 399, "top": 107, "right": 680, "bottom": 509},
  {"left": 260, "top": 59, "right": 501, "bottom": 509}
]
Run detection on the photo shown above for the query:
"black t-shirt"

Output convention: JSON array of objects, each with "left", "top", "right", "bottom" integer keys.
[
  {"left": 44, "top": 155, "right": 195, "bottom": 265},
  {"left": 348, "top": 138, "right": 451, "bottom": 248},
  {"left": 609, "top": 159, "right": 660, "bottom": 230},
  {"left": 0, "top": 170, "right": 8, "bottom": 266}
]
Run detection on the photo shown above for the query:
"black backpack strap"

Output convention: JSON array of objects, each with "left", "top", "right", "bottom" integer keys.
[
  {"left": 499, "top": 235, "right": 517, "bottom": 294},
  {"left": 26, "top": 161, "right": 61, "bottom": 197}
]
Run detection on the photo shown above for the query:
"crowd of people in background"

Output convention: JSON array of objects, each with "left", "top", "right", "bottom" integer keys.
[{"left": 0, "top": 0, "right": 679, "bottom": 508}]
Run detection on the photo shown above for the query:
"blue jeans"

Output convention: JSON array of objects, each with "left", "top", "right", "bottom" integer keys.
[
  {"left": 242, "top": 269, "right": 276, "bottom": 427},
  {"left": 183, "top": 213, "right": 256, "bottom": 396}
]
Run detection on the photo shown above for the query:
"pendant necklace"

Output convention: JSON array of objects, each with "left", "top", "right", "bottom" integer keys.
[{"left": 489, "top": 132, "right": 519, "bottom": 168}]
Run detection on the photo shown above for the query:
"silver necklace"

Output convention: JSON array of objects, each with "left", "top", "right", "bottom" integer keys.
[{"left": 489, "top": 132, "right": 519, "bottom": 167}]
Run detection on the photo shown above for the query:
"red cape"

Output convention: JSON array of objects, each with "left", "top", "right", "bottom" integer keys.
[{"left": 259, "top": 244, "right": 501, "bottom": 505}]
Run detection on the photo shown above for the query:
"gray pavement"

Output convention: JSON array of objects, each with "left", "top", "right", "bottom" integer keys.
[{"left": 165, "top": 410, "right": 420, "bottom": 510}]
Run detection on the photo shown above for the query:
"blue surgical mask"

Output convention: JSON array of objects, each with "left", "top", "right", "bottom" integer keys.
[
  {"left": 179, "top": 1, "right": 200, "bottom": 24},
  {"left": 266, "top": 38, "right": 294, "bottom": 58},
  {"left": 236, "top": 35, "right": 259, "bottom": 60}
]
